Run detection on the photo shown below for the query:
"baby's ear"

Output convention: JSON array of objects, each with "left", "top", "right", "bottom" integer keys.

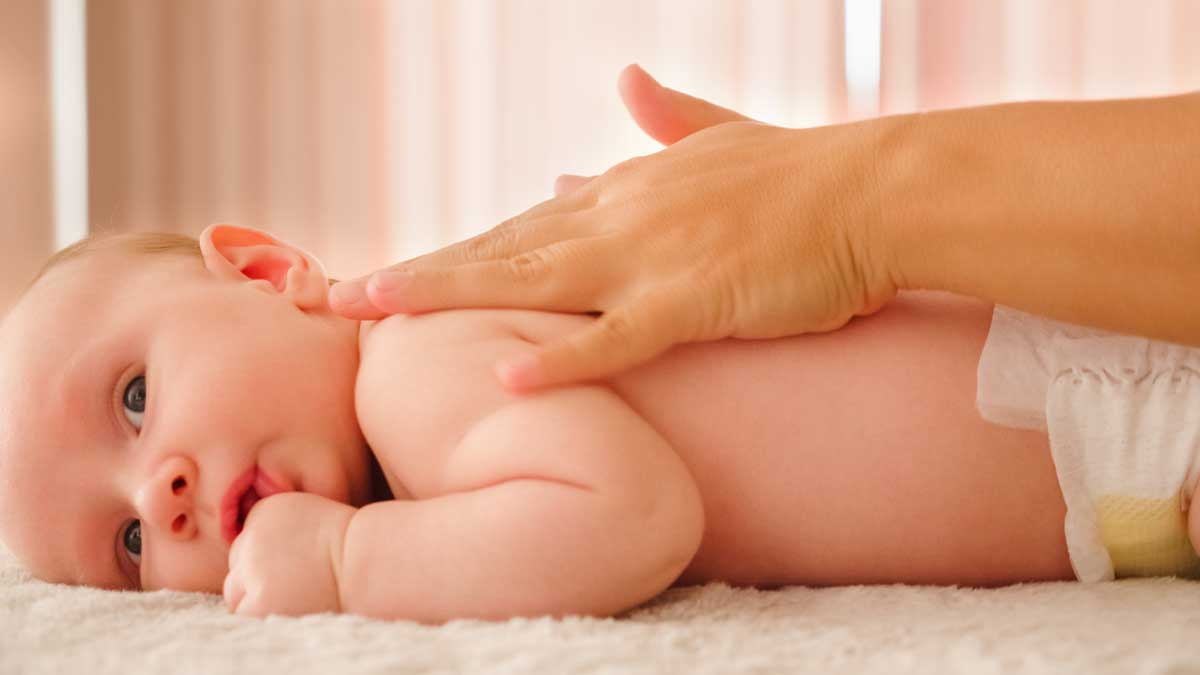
[{"left": 198, "top": 224, "right": 329, "bottom": 310}]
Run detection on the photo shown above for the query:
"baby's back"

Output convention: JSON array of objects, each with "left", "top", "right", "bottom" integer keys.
[{"left": 501, "top": 291, "right": 1074, "bottom": 587}]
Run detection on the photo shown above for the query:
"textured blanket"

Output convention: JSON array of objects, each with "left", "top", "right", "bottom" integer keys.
[{"left": 3, "top": 546, "right": 1199, "bottom": 675}]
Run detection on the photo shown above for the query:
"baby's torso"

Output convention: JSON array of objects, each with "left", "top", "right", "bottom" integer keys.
[{"left": 360, "top": 292, "right": 1076, "bottom": 588}]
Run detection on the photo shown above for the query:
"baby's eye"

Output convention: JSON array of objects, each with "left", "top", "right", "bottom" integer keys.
[
  {"left": 122, "top": 519, "right": 142, "bottom": 567},
  {"left": 122, "top": 375, "right": 146, "bottom": 430}
]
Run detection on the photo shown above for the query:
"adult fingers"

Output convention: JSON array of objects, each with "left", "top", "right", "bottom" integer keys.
[
  {"left": 400, "top": 190, "right": 586, "bottom": 271},
  {"left": 493, "top": 284, "right": 700, "bottom": 392},
  {"left": 328, "top": 277, "right": 391, "bottom": 320},
  {"left": 553, "top": 174, "right": 595, "bottom": 197},
  {"left": 364, "top": 237, "right": 621, "bottom": 315},
  {"left": 329, "top": 211, "right": 590, "bottom": 318},
  {"left": 333, "top": 191, "right": 577, "bottom": 291},
  {"left": 617, "top": 63, "right": 757, "bottom": 146}
]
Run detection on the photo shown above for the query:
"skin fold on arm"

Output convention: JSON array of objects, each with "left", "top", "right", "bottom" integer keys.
[{"left": 340, "top": 313, "right": 705, "bottom": 622}]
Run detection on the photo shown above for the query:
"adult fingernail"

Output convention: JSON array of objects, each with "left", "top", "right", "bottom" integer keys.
[
  {"left": 328, "top": 280, "right": 362, "bottom": 306},
  {"left": 370, "top": 269, "right": 414, "bottom": 293}
]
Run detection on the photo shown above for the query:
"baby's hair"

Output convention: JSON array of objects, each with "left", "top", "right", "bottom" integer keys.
[
  {"left": 24, "top": 230, "right": 338, "bottom": 296},
  {"left": 28, "top": 231, "right": 201, "bottom": 291}
]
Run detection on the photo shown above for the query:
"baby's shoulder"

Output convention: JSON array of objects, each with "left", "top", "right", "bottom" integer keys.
[
  {"left": 358, "top": 309, "right": 502, "bottom": 353},
  {"left": 354, "top": 309, "right": 590, "bottom": 497}
]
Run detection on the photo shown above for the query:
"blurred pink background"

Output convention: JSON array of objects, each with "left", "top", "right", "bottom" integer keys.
[{"left": 3, "top": 0, "right": 1199, "bottom": 312}]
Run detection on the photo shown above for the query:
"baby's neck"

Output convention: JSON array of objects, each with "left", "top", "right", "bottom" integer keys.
[
  {"left": 350, "top": 317, "right": 417, "bottom": 503},
  {"left": 365, "top": 447, "right": 396, "bottom": 502}
]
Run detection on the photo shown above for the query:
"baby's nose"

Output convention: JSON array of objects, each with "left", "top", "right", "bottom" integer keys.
[{"left": 137, "top": 456, "right": 199, "bottom": 540}]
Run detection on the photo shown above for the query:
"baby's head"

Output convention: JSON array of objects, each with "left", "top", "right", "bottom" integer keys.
[{"left": 0, "top": 225, "right": 374, "bottom": 593}]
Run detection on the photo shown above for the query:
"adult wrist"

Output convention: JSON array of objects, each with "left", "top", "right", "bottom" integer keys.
[
  {"left": 869, "top": 109, "right": 935, "bottom": 295},
  {"left": 866, "top": 92, "right": 1200, "bottom": 345}
]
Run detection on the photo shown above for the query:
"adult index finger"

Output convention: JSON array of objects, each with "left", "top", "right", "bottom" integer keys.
[
  {"left": 364, "top": 238, "right": 620, "bottom": 315},
  {"left": 400, "top": 189, "right": 591, "bottom": 271},
  {"left": 329, "top": 277, "right": 392, "bottom": 320},
  {"left": 328, "top": 212, "right": 586, "bottom": 319}
]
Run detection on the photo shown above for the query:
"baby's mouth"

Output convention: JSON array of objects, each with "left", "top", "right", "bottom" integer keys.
[
  {"left": 221, "top": 466, "right": 293, "bottom": 544},
  {"left": 221, "top": 466, "right": 261, "bottom": 544},
  {"left": 236, "top": 486, "right": 262, "bottom": 533}
]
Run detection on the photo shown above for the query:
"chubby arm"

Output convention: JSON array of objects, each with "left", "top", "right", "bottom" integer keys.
[{"left": 340, "top": 313, "right": 704, "bottom": 622}]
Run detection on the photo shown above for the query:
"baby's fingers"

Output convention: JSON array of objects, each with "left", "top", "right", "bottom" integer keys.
[
  {"left": 223, "top": 570, "right": 246, "bottom": 614},
  {"left": 494, "top": 286, "right": 698, "bottom": 392}
]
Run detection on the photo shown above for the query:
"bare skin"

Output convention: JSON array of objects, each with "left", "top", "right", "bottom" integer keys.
[
  {"left": 372, "top": 292, "right": 1074, "bottom": 591},
  {"left": 0, "top": 226, "right": 1130, "bottom": 624}
]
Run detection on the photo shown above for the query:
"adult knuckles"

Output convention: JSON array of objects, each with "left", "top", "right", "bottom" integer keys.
[
  {"left": 605, "top": 155, "right": 643, "bottom": 180},
  {"left": 688, "top": 277, "right": 735, "bottom": 341},
  {"left": 600, "top": 155, "right": 663, "bottom": 195},
  {"left": 465, "top": 218, "right": 523, "bottom": 261},
  {"left": 505, "top": 249, "right": 551, "bottom": 284},
  {"left": 594, "top": 307, "right": 639, "bottom": 351}
]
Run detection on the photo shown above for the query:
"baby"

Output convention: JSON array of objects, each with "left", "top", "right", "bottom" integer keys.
[{"left": 1, "top": 224, "right": 1197, "bottom": 622}]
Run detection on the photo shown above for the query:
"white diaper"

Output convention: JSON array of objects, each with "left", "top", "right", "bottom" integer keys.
[{"left": 976, "top": 305, "right": 1200, "bottom": 581}]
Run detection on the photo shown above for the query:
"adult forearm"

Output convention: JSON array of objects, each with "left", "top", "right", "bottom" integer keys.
[{"left": 881, "top": 92, "right": 1200, "bottom": 345}]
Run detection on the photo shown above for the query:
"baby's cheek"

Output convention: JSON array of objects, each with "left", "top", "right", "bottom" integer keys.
[{"left": 144, "top": 541, "right": 228, "bottom": 594}]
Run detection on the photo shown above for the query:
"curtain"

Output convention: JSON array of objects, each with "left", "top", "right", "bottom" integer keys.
[{"left": 2, "top": 0, "right": 1198, "bottom": 310}]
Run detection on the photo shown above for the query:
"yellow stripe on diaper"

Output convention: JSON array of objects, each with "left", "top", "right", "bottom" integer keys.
[{"left": 1094, "top": 494, "right": 1200, "bottom": 579}]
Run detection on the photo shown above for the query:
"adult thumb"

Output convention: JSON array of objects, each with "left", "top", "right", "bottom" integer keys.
[{"left": 617, "top": 63, "right": 757, "bottom": 146}]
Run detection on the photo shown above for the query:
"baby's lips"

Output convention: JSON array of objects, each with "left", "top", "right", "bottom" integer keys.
[
  {"left": 253, "top": 469, "right": 291, "bottom": 500},
  {"left": 220, "top": 467, "right": 293, "bottom": 544},
  {"left": 220, "top": 467, "right": 259, "bottom": 544}
]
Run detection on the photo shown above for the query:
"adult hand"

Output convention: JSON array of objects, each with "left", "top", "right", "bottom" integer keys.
[
  {"left": 329, "top": 64, "right": 905, "bottom": 391},
  {"left": 549, "top": 64, "right": 756, "bottom": 196}
]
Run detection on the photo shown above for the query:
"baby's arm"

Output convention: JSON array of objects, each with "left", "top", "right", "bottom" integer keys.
[{"left": 339, "top": 314, "right": 704, "bottom": 622}]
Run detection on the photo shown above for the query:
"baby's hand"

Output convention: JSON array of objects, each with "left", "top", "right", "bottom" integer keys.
[{"left": 223, "top": 492, "right": 355, "bottom": 617}]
